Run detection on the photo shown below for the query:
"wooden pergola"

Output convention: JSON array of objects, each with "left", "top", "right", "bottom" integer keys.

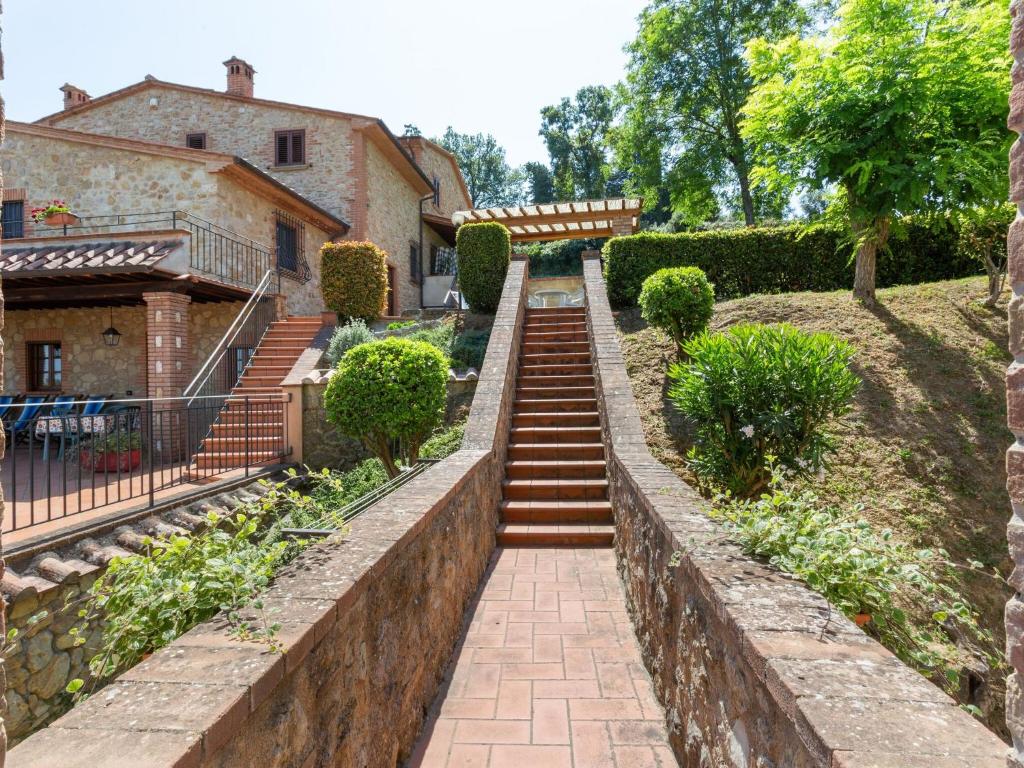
[{"left": 451, "top": 197, "right": 643, "bottom": 243}]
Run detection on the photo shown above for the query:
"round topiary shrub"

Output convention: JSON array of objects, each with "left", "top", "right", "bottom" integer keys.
[
  {"left": 668, "top": 323, "right": 860, "bottom": 497},
  {"left": 320, "top": 241, "right": 389, "bottom": 321},
  {"left": 323, "top": 337, "right": 448, "bottom": 477},
  {"left": 638, "top": 267, "right": 715, "bottom": 355},
  {"left": 455, "top": 222, "right": 511, "bottom": 313}
]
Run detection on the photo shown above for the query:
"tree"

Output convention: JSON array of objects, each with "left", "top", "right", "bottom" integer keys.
[
  {"left": 402, "top": 124, "right": 422, "bottom": 137},
  {"left": 742, "top": 0, "right": 1009, "bottom": 304},
  {"left": 540, "top": 86, "right": 615, "bottom": 200},
  {"left": 955, "top": 205, "right": 1015, "bottom": 306},
  {"left": 522, "top": 162, "right": 556, "bottom": 204},
  {"left": 436, "top": 127, "right": 523, "bottom": 208},
  {"left": 616, "top": 0, "right": 807, "bottom": 225}
]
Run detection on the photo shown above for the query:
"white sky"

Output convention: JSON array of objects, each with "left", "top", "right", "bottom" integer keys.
[{"left": 3, "top": 0, "right": 648, "bottom": 168}]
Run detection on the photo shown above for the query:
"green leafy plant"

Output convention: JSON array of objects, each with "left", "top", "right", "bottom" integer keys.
[
  {"left": 421, "top": 420, "right": 465, "bottom": 460},
  {"left": 712, "top": 470, "right": 1002, "bottom": 695},
  {"left": 326, "top": 318, "right": 375, "bottom": 366},
  {"left": 90, "top": 431, "right": 143, "bottom": 455},
  {"left": 320, "top": 241, "right": 389, "bottom": 321},
  {"left": 668, "top": 323, "right": 860, "bottom": 496},
  {"left": 451, "top": 328, "right": 491, "bottom": 370},
  {"left": 407, "top": 320, "right": 456, "bottom": 360},
  {"left": 387, "top": 320, "right": 417, "bottom": 330},
  {"left": 455, "top": 222, "right": 511, "bottom": 313},
  {"left": 324, "top": 338, "right": 448, "bottom": 477},
  {"left": 638, "top": 267, "right": 715, "bottom": 355}
]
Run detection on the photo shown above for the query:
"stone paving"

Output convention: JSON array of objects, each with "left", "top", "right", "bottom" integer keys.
[{"left": 409, "top": 547, "right": 679, "bottom": 768}]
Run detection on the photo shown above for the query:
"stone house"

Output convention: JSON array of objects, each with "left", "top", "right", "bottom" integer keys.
[
  {"left": 0, "top": 121, "right": 345, "bottom": 398},
  {"left": 36, "top": 57, "right": 472, "bottom": 313}
]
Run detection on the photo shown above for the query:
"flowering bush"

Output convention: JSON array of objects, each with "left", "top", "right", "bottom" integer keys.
[
  {"left": 668, "top": 322, "right": 860, "bottom": 496},
  {"left": 31, "top": 199, "right": 72, "bottom": 223}
]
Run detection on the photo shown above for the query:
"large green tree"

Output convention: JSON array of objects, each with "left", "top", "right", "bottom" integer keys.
[
  {"left": 521, "top": 162, "right": 557, "bottom": 204},
  {"left": 539, "top": 86, "right": 615, "bottom": 201},
  {"left": 742, "top": 0, "right": 1009, "bottom": 303},
  {"left": 436, "top": 128, "right": 523, "bottom": 208},
  {"left": 616, "top": 0, "right": 807, "bottom": 225}
]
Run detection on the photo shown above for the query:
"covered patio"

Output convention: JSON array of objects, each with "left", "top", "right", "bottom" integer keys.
[{"left": 451, "top": 197, "right": 643, "bottom": 242}]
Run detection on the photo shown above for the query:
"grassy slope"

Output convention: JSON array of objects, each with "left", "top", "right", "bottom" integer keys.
[{"left": 617, "top": 276, "right": 1011, "bottom": 733}]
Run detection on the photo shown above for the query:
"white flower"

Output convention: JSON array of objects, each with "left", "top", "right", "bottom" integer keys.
[{"left": 740, "top": 425, "right": 755, "bottom": 439}]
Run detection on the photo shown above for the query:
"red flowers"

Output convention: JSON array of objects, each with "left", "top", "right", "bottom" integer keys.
[{"left": 30, "top": 200, "right": 71, "bottom": 223}]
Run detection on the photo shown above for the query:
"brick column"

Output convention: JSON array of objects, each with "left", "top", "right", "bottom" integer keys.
[
  {"left": 610, "top": 215, "right": 634, "bottom": 237},
  {"left": 1008, "top": 2, "right": 1024, "bottom": 763},
  {"left": 144, "top": 292, "right": 192, "bottom": 464}
]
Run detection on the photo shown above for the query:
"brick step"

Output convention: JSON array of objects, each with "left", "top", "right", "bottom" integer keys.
[
  {"left": 509, "top": 426, "right": 602, "bottom": 444},
  {"left": 505, "top": 459, "right": 607, "bottom": 479},
  {"left": 526, "top": 307, "right": 586, "bottom": 316},
  {"left": 524, "top": 331, "right": 589, "bottom": 342},
  {"left": 250, "top": 353, "right": 302, "bottom": 364},
  {"left": 191, "top": 450, "right": 282, "bottom": 469},
  {"left": 506, "top": 442, "right": 605, "bottom": 461},
  {"left": 210, "top": 422, "right": 285, "bottom": 437},
  {"left": 515, "top": 374, "right": 594, "bottom": 388},
  {"left": 524, "top": 321, "right": 587, "bottom": 332},
  {"left": 512, "top": 412, "right": 600, "bottom": 428},
  {"left": 257, "top": 337, "right": 316, "bottom": 345},
  {"left": 520, "top": 352, "right": 591, "bottom": 365},
  {"left": 522, "top": 341, "right": 590, "bottom": 354},
  {"left": 514, "top": 398, "right": 597, "bottom": 413},
  {"left": 237, "top": 374, "right": 287, "bottom": 388},
  {"left": 516, "top": 386, "right": 596, "bottom": 400},
  {"left": 519, "top": 364, "right": 593, "bottom": 378},
  {"left": 200, "top": 436, "right": 286, "bottom": 451},
  {"left": 243, "top": 365, "right": 293, "bottom": 377},
  {"left": 223, "top": 395, "right": 287, "bottom": 409},
  {"left": 496, "top": 522, "right": 613, "bottom": 547},
  {"left": 500, "top": 499, "right": 613, "bottom": 523},
  {"left": 502, "top": 478, "right": 608, "bottom": 500}
]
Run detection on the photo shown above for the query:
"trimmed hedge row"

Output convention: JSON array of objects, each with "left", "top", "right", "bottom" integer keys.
[
  {"left": 456, "top": 222, "right": 511, "bottom": 314},
  {"left": 320, "top": 241, "right": 389, "bottom": 320},
  {"left": 603, "top": 221, "right": 988, "bottom": 308}
]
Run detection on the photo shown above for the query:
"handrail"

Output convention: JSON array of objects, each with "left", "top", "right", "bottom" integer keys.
[{"left": 183, "top": 268, "right": 277, "bottom": 403}]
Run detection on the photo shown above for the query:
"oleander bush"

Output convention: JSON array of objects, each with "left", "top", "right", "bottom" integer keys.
[
  {"left": 324, "top": 338, "right": 448, "bottom": 477},
  {"left": 638, "top": 267, "right": 715, "bottom": 355},
  {"left": 320, "top": 241, "right": 389, "bottom": 321},
  {"left": 603, "top": 219, "right": 987, "bottom": 308},
  {"left": 668, "top": 323, "right": 860, "bottom": 496},
  {"left": 325, "top": 318, "right": 375, "bottom": 365},
  {"left": 456, "top": 222, "right": 511, "bottom": 313}
]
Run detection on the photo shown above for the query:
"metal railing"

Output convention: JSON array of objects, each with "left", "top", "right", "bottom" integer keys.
[
  {"left": 2, "top": 394, "right": 290, "bottom": 534},
  {"left": 9, "top": 210, "right": 275, "bottom": 291}
]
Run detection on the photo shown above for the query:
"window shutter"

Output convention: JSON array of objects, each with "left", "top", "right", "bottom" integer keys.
[
  {"left": 186, "top": 133, "right": 207, "bottom": 150},
  {"left": 276, "top": 133, "right": 290, "bottom": 165},
  {"left": 292, "top": 132, "right": 304, "bottom": 164}
]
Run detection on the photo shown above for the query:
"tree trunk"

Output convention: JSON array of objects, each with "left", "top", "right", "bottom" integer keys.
[
  {"left": 983, "top": 247, "right": 1004, "bottom": 307},
  {"left": 737, "top": 167, "right": 755, "bottom": 227},
  {"left": 852, "top": 217, "right": 890, "bottom": 306}
]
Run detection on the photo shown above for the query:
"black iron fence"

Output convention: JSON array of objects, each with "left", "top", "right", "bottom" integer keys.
[
  {"left": 10, "top": 210, "right": 275, "bottom": 291},
  {"left": 2, "top": 394, "right": 290, "bottom": 534}
]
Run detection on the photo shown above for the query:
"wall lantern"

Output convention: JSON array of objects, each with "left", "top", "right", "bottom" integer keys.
[{"left": 102, "top": 307, "right": 122, "bottom": 347}]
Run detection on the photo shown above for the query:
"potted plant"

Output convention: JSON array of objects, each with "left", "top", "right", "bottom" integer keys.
[
  {"left": 31, "top": 200, "right": 78, "bottom": 227},
  {"left": 83, "top": 432, "right": 143, "bottom": 473}
]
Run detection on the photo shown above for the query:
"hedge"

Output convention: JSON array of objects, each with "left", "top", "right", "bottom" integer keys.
[
  {"left": 603, "top": 220, "right": 988, "bottom": 308},
  {"left": 320, "top": 241, "right": 389, "bottom": 320},
  {"left": 456, "top": 222, "right": 511, "bottom": 313}
]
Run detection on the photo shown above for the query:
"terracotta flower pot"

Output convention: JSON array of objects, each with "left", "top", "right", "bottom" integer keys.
[
  {"left": 82, "top": 448, "right": 142, "bottom": 473},
  {"left": 44, "top": 212, "right": 78, "bottom": 227}
]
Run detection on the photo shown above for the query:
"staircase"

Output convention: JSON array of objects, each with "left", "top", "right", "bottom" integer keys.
[
  {"left": 190, "top": 316, "right": 321, "bottom": 472},
  {"left": 497, "top": 305, "right": 614, "bottom": 547}
]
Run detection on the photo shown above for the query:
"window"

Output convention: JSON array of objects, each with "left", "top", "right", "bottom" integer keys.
[
  {"left": 274, "top": 130, "right": 305, "bottom": 166},
  {"left": 2, "top": 201, "right": 24, "bottom": 239},
  {"left": 186, "top": 132, "right": 207, "bottom": 150},
  {"left": 28, "top": 342, "right": 61, "bottom": 391},
  {"left": 432, "top": 175, "right": 441, "bottom": 207},
  {"left": 430, "top": 245, "right": 456, "bottom": 276},
  {"left": 276, "top": 219, "right": 299, "bottom": 273}
]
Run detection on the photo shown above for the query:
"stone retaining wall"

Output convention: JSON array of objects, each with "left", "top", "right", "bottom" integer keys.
[
  {"left": 581, "top": 253, "right": 1008, "bottom": 767},
  {"left": 7, "top": 259, "right": 529, "bottom": 768}
]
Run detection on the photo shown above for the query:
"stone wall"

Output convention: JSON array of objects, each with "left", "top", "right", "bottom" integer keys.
[
  {"left": 6, "top": 257, "right": 530, "bottom": 768},
  {"left": 581, "top": 254, "right": 1008, "bottom": 767},
  {"left": 366, "top": 139, "right": 422, "bottom": 315},
  {"left": 400, "top": 137, "right": 472, "bottom": 217}
]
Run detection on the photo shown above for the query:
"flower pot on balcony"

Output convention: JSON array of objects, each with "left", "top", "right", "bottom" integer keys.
[
  {"left": 82, "top": 448, "right": 142, "bottom": 473},
  {"left": 44, "top": 212, "right": 78, "bottom": 227}
]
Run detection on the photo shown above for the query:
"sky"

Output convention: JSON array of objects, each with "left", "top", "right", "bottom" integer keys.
[{"left": 3, "top": 0, "right": 648, "bottom": 168}]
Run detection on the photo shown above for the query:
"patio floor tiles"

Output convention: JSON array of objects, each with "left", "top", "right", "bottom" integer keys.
[{"left": 408, "top": 547, "right": 679, "bottom": 768}]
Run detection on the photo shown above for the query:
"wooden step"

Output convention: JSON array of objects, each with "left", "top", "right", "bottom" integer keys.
[
  {"left": 502, "top": 478, "right": 608, "bottom": 500},
  {"left": 496, "top": 522, "right": 613, "bottom": 547},
  {"left": 505, "top": 460, "right": 607, "bottom": 479},
  {"left": 506, "top": 443, "right": 605, "bottom": 461},
  {"left": 515, "top": 398, "right": 597, "bottom": 413},
  {"left": 500, "top": 500, "right": 613, "bottom": 523},
  {"left": 512, "top": 412, "right": 600, "bottom": 428}
]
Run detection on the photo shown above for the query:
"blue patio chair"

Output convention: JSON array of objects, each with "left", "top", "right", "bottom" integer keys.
[
  {"left": 40, "top": 395, "right": 77, "bottom": 460},
  {"left": 54, "top": 395, "right": 108, "bottom": 461},
  {"left": 0, "top": 395, "right": 16, "bottom": 426},
  {"left": 7, "top": 396, "right": 47, "bottom": 446}
]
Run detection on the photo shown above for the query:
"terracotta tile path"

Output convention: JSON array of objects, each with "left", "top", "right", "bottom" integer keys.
[{"left": 409, "top": 546, "right": 679, "bottom": 768}]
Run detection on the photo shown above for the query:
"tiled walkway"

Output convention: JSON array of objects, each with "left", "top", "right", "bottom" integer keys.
[{"left": 409, "top": 547, "right": 679, "bottom": 768}]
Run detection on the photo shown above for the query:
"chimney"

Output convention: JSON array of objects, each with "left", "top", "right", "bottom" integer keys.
[
  {"left": 60, "top": 83, "right": 90, "bottom": 110},
  {"left": 223, "top": 57, "right": 255, "bottom": 98}
]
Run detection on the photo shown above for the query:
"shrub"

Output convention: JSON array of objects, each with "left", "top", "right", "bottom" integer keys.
[
  {"left": 602, "top": 220, "right": 989, "bottom": 308},
  {"left": 320, "top": 241, "right": 389, "bottom": 321},
  {"left": 407, "top": 320, "right": 455, "bottom": 359},
  {"left": 519, "top": 239, "right": 597, "bottom": 277},
  {"left": 668, "top": 323, "right": 860, "bottom": 496},
  {"left": 421, "top": 420, "right": 466, "bottom": 460},
  {"left": 713, "top": 472, "right": 1000, "bottom": 696},
  {"left": 387, "top": 320, "right": 416, "bottom": 330},
  {"left": 451, "top": 328, "right": 491, "bottom": 369},
  {"left": 456, "top": 222, "right": 511, "bottom": 313},
  {"left": 324, "top": 338, "right": 448, "bottom": 477},
  {"left": 638, "top": 267, "right": 715, "bottom": 354},
  {"left": 325, "top": 318, "right": 375, "bottom": 365}
]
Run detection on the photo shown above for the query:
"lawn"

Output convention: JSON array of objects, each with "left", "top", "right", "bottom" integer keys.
[{"left": 617, "top": 275, "right": 1011, "bottom": 736}]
